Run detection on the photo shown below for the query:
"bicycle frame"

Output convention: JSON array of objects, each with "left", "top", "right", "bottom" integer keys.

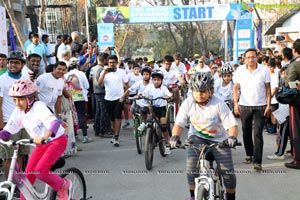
[{"left": 0, "top": 139, "right": 52, "bottom": 200}]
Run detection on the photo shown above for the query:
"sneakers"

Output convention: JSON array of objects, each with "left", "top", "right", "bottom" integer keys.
[
  {"left": 110, "top": 138, "right": 120, "bottom": 147},
  {"left": 82, "top": 136, "right": 89, "bottom": 143},
  {"left": 164, "top": 145, "right": 171, "bottom": 155},
  {"left": 285, "top": 161, "right": 300, "bottom": 169},
  {"left": 122, "top": 121, "right": 130, "bottom": 128},
  {"left": 57, "top": 178, "right": 72, "bottom": 200},
  {"left": 267, "top": 154, "right": 285, "bottom": 160},
  {"left": 138, "top": 122, "right": 146, "bottom": 132},
  {"left": 253, "top": 163, "right": 262, "bottom": 171},
  {"left": 187, "top": 197, "right": 195, "bottom": 200}
]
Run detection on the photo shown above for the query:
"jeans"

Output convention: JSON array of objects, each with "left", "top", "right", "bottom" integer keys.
[
  {"left": 240, "top": 105, "right": 265, "bottom": 164},
  {"left": 94, "top": 94, "right": 111, "bottom": 134},
  {"left": 75, "top": 101, "right": 87, "bottom": 136}
]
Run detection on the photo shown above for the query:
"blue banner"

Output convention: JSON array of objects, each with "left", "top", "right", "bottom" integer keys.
[{"left": 97, "top": 23, "right": 114, "bottom": 51}]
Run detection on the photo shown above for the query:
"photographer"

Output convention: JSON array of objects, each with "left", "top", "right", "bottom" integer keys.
[{"left": 98, "top": 55, "right": 129, "bottom": 147}]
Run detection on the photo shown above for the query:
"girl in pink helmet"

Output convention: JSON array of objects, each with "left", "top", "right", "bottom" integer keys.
[{"left": 0, "top": 79, "right": 71, "bottom": 200}]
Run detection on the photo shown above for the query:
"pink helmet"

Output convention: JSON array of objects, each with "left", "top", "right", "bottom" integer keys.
[{"left": 8, "top": 80, "right": 37, "bottom": 97}]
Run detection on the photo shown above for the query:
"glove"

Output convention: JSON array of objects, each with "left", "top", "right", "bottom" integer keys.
[
  {"left": 227, "top": 136, "right": 237, "bottom": 148},
  {"left": 169, "top": 135, "right": 181, "bottom": 148}
]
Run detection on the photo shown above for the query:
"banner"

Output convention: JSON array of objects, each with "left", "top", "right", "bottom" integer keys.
[
  {"left": 97, "top": 23, "right": 114, "bottom": 52},
  {"left": 0, "top": 7, "right": 8, "bottom": 55},
  {"left": 97, "top": 4, "right": 253, "bottom": 24}
]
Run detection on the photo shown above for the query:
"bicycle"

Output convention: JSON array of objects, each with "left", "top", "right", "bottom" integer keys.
[
  {"left": 141, "top": 96, "right": 170, "bottom": 170},
  {"left": 166, "top": 84, "right": 177, "bottom": 137},
  {"left": 174, "top": 139, "right": 241, "bottom": 200},
  {"left": 0, "top": 139, "right": 86, "bottom": 200}
]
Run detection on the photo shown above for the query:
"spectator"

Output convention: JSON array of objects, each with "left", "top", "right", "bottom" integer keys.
[
  {"left": 233, "top": 48, "right": 271, "bottom": 171},
  {"left": 0, "top": 53, "right": 7, "bottom": 75},
  {"left": 284, "top": 39, "right": 300, "bottom": 169},
  {"left": 41, "top": 34, "right": 54, "bottom": 65},
  {"left": 54, "top": 35, "right": 62, "bottom": 62},
  {"left": 26, "top": 33, "right": 47, "bottom": 73},
  {"left": 23, "top": 31, "right": 34, "bottom": 57},
  {"left": 57, "top": 34, "right": 70, "bottom": 61},
  {"left": 21, "top": 53, "right": 41, "bottom": 81},
  {"left": 98, "top": 55, "right": 129, "bottom": 147},
  {"left": 71, "top": 31, "right": 81, "bottom": 53}
]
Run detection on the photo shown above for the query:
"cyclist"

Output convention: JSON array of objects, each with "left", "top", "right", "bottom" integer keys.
[
  {"left": 0, "top": 80, "right": 71, "bottom": 200},
  {"left": 141, "top": 69, "right": 173, "bottom": 154},
  {"left": 120, "top": 67, "right": 152, "bottom": 132},
  {"left": 160, "top": 55, "right": 185, "bottom": 113},
  {"left": 170, "top": 72, "right": 238, "bottom": 200},
  {"left": 214, "top": 63, "right": 234, "bottom": 110}
]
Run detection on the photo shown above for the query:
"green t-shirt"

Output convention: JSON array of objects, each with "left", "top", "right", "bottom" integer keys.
[{"left": 0, "top": 68, "right": 7, "bottom": 76}]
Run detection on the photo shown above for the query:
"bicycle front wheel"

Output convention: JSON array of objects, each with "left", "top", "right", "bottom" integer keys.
[
  {"left": 196, "top": 184, "right": 209, "bottom": 200},
  {"left": 145, "top": 126, "right": 154, "bottom": 170},
  {"left": 134, "top": 117, "right": 143, "bottom": 154},
  {"left": 167, "top": 105, "right": 175, "bottom": 137},
  {"left": 49, "top": 167, "right": 86, "bottom": 200}
]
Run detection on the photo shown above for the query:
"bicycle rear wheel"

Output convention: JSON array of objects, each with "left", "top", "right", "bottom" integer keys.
[
  {"left": 49, "top": 167, "right": 86, "bottom": 200},
  {"left": 145, "top": 126, "right": 154, "bottom": 170},
  {"left": 134, "top": 117, "right": 143, "bottom": 154},
  {"left": 196, "top": 184, "right": 209, "bottom": 200},
  {"left": 167, "top": 105, "right": 175, "bottom": 137}
]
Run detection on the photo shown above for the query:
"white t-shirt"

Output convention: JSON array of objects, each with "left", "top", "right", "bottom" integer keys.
[
  {"left": 36, "top": 73, "right": 65, "bottom": 112},
  {"left": 127, "top": 72, "right": 142, "bottom": 94},
  {"left": 21, "top": 66, "right": 33, "bottom": 80},
  {"left": 65, "top": 69, "right": 89, "bottom": 101},
  {"left": 4, "top": 101, "right": 65, "bottom": 141},
  {"left": 234, "top": 64, "right": 271, "bottom": 106},
  {"left": 129, "top": 80, "right": 151, "bottom": 107},
  {"left": 214, "top": 79, "right": 233, "bottom": 102},
  {"left": 159, "top": 66, "right": 181, "bottom": 86},
  {"left": 141, "top": 84, "right": 172, "bottom": 107},
  {"left": 195, "top": 65, "right": 211, "bottom": 73},
  {"left": 175, "top": 96, "right": 238, "bottom": 142},
  {"left": 270, "top": 72, "right": 279, "bottom": 104},
  {"left": 102, "top": 67, "right": 128, "bottom": 101},
  {"left": 171, "top": 62, "right": 187, "bottom": 77},
  {"left": 0, "top": 74, "right": 30, "bottom": 122}
]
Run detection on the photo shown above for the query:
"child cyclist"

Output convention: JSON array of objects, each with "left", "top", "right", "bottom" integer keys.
[
  {"left": 170, "top": 72, "right": 238, "bottom": 200},
  {"left": 214, "top": 63, "right": 234, "bottom": 110},
  {"left": 141, "top": 69, "right": 173, "bottom": 155},
  {"left": 0, "top": 80, "right": 71, "bottom": 200}
]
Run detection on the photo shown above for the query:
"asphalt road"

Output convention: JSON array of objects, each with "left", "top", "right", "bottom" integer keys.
[{"left": 62, "top": 119, "right": 300, "bottom": 200}]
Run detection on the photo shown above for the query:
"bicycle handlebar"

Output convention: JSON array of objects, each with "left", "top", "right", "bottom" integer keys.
[
  {"left": 0, "top": 138, "right": 48, "bottom": 146},
  {"left": 127, "top": 96, "right": 172, "bottom": 102},
  {"left": 170, "top": 139, "right": 242, "bottom": 150}
]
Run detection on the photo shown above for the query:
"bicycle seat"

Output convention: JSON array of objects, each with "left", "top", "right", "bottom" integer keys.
[
  {"left": 205, "top": 152, "right": 215, "bottom": 162},
  {"left": 50, "top": 157, "right": 66, "bottom": 171}
]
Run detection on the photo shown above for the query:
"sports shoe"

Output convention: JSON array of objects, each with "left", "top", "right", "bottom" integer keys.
[
  {"left": 253, "top": 163, "right": 262, "bottom": 171},
  {"left": 285, "top": 161, "right": 300, "bottom": 170},
  {"left": 187, "top": 197, "right": 195, "bottom": 200},
  {"left": 82, "top": 136, "right": 89, "bottom": 143},
  {"left": 122, "top": 121, "right": 130, "bottom": 128},
  {"left": 57, "top": 178, "right": 72, "bottom": 200},
  {"left": 164, "top": 145, "right": 171, "bottom": 155},
  {"left": 267, "top": 154, "right": 285, "bottom": 160},
  {"left": 138, "top": 122, "right": 146, "bottom": 132},
  {"left": 110, "top": 138, "right": 120, "bottom": 147}
]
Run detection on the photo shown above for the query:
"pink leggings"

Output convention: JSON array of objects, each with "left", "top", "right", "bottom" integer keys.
[{"left": 21, "top": 134, "right": 67, "bottom": 200}]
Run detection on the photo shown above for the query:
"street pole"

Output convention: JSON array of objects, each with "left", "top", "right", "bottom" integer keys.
[
  {"left": 85, "top": 0, "right": 90, "bottom": 48},
  {"left": 224, "top": 21, "right": 228, "bottom": 62}
]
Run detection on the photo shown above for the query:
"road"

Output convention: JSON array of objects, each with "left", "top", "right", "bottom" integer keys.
[{"left": 62, "top": 119, "right": 300, "bottom": 200}]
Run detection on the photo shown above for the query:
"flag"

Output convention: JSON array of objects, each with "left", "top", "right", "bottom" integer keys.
[
  {"left": 257, "top": 21, "right": 262, "bottom": 50},
  {"left": 9, "top": 22, "right": 16, "bottom": 51}
]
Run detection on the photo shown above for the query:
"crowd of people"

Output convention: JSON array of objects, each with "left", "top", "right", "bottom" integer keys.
[{"left": 0, "top": 30, "right": 298, "bottom": 200}]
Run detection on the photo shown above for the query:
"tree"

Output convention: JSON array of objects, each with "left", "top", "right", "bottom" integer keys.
[{"left": 1, "top": 0, "right": 26, "bottom": 49}]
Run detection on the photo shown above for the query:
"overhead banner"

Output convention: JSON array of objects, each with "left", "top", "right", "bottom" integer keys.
[
  {"left": 0, "top": 6, "right": 8, "bottom": 55},
  {"left": 97, "top": 4, "right": 253, "bottom": 24},
  {"left": 97, "top": 23, "right": 114, "bottom": 52}
]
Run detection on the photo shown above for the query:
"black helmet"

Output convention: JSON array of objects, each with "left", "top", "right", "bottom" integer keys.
[
  {"left": 189, "top": 72, "right": 214, "bottom": 91},
  {"left": 141, "top": 67, "right": 152, "bottom": 75},
  {"left": 151, "top": 69, "right": 164, "bottom": 79},
  {"left": 8, "top": 51, "right": 25, "bottom": 63},
  {"left": 220, "top": 63, "right": 234, "bottom": 75}
]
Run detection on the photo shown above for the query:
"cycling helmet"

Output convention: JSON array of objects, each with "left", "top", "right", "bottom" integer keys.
[
  {"left": 141, "top": 67, "right": 152, "bottom": 75},
  {"left": 188, "top": 67, "right": 198, "bottom": 75},
  {"left": 147, "top": 58, "right": 155, "bottom": 63},
  {"left": 189, "top": 72, "right": 214, "bottom": 91},
  {"left": 69, "top": 57, "right": 80, "bottom": 67},
  {"left": 8, "top": 50, "right": 25, "bottom": 63},
  {"left": 151, "top": 69, "right": 164, "bottom": 79},
  {"left": 220, "top": 63, "right": 234, "bottom": 75},
  {"left": 8, "top": 80, "right": 37, "bottom": 97}
]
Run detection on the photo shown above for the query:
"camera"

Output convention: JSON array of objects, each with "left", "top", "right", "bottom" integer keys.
[
  {"left": 107, "top": 67, "right": 116, "bottom": 72},
  {"left": 276, "top": 36, "right": 285, "bottom": 41},
  {"left": 109, "top": 47, "right": 115, "bottom": 51}
]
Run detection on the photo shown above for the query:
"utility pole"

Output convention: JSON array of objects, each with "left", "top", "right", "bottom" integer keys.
[{"left": 85, "top": 0, "right": 90, "bottom": 48}]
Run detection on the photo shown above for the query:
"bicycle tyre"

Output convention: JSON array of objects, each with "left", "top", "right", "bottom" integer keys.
[
  {"left": 157, "top": 127, "right": 166, "bottom": 157},
  {"left": 145, "top": 126, "right": 154, "bottom": 170},
  {"left": 49, "top": 167, "right": 86, "bottom": 200},
  {"left": 167, "top": 105, "right": 175, "bottom": 137},
  {"left": 196, "top": 184, "right": 209, "bottom": 200},
  {"left": 134, "top": 117, "right": 143, "bottom": 154}
]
